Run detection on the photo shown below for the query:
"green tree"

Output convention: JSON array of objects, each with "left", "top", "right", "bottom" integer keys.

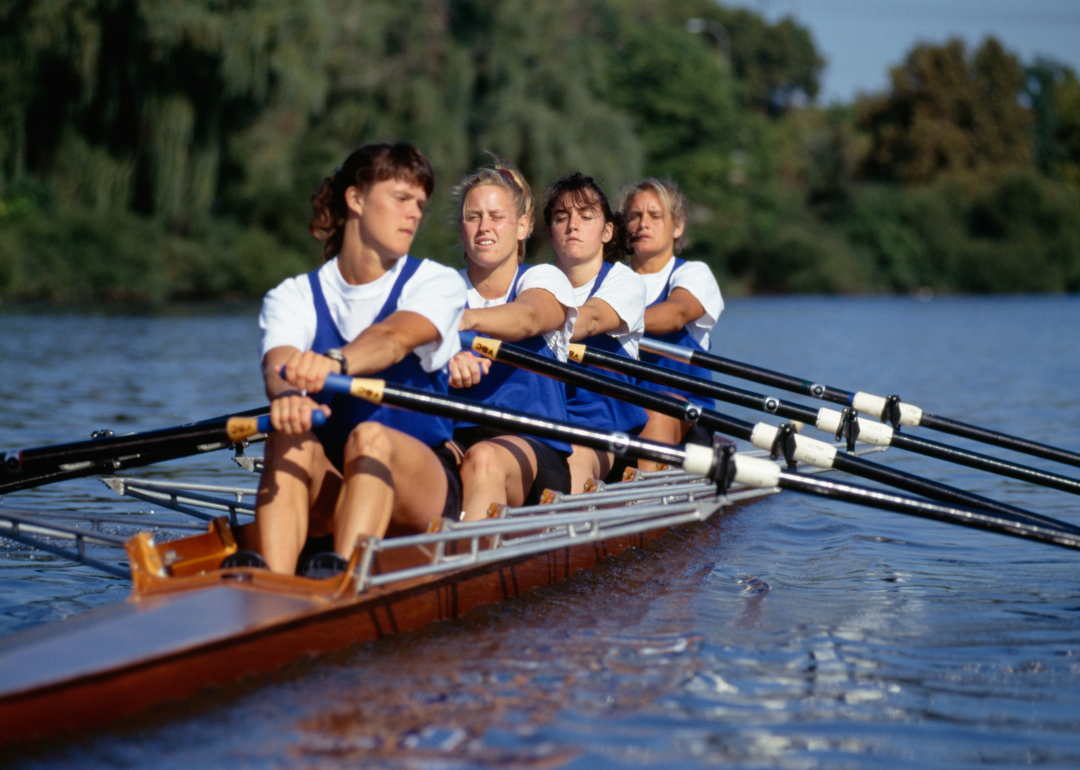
[
  {"left": 1027, "top": 58, "right": 1080, "bottom": 187},
  {"left": 857, "top": 37, "right": 1034, "bottom": 183}
]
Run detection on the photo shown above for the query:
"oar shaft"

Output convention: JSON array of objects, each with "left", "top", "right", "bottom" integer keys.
[
  {"left": 639, "top": 337, "right": 852, "bottom": 404},
  {"left": 578, "top": 344, "right": 1080, "bottom": 498},
  {"left": 639, "top": 337, "right": 1080, "bottom": 470},
  {"left": 774, "top": 468, "right": 1080, "bottom": 552},
  {"left": 918, "top": 412, "right": 1080, "bottom": 469},
  {"left": 321, "top": 375, "right": 718, "bottom": 475},
  {"left": 0, "top": 411, "right": 296, "bottom": 496},
  {"left": 322, "top": 372, "right": 1080, "bottom": 551},
  {"left": 4, "top": 407, "right": 269, "bottom": 475},
  {"left": 571, "top": 343, "right": 821, "bottom": 423},
  {"left": 467, "top": 335, "right": 1077, "bottom": 534}
]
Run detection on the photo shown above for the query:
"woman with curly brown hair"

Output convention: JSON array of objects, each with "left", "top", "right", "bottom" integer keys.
[{"left": 249, "top": 142, "right": 467, "bottom": 576}]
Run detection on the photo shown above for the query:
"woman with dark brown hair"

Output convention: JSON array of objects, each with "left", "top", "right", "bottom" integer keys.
[
  {"left": 544, "top": 173, "right": 649, "bottom": 491},
  {"left": 247, "top": 142, "right": 467, "bottom": 576}
]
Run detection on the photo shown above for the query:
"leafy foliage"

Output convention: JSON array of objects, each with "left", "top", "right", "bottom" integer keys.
[
  {"left": 1, "top": 2, "right": 1078, "bottom": 304},
  {"left": 856, "top": 38, "right": 1033, "bottom": 183}
]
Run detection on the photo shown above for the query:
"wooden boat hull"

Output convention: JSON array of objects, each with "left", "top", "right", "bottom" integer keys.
[{"left": 0, "top": 495, "right": 721, "bottom": 745}]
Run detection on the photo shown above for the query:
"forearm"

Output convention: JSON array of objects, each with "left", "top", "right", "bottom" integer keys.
[
  {"left": 340, "top": 324, "right": 413, "bottom": 375},
  {"left": 644, "top": 301, "right": 694, "bottom": 335},
  {"left": 462, "top": 304, "right": 545, "bottom": 342},
  {"left": 571, "top": 305, "right": 618, "bottom": 341}
]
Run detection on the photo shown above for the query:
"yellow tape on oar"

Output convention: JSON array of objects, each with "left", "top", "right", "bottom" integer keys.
[
  {"left": 567, "top": 343, "right": 586, "bottom": 364},
  {"left": 347, "top": 378, "right": 385, "bottom": 404},
  {"left": 225, "top": 416, "right": 265, "bottom": 443},
  {"left": 467, "top": 335, "right": 502, "bottom": 360},
  {"left": 320, "top": 373, "right": 385, "bottom": 404}
]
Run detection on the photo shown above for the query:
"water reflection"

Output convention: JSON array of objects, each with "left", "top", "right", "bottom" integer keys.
[{"left": 4, "top": 299, "right": 1080, "bottom": 768}]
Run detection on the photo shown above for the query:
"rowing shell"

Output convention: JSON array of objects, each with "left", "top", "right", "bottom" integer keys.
[{"left": 0, "top": 464, "right": 791, "bottom": 746}]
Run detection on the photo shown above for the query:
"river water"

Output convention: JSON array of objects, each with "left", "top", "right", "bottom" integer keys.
[{"left": 1, "top": 295, "right": 1079, "bottom": 769}]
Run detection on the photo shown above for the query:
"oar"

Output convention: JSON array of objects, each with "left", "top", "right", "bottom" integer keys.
[
  {"left": 569, "top": 342, "right": 1080, "bottom": 497},
  {"left": 318, "top": 373, "right": 1080, "bottom": 552},
  {"left": 460, "top": 332, "right": 1080, "bottom": 537},
  {"left": 639, "top": 337, "right": 1080, "bottom": 470},
  {"left": 0, "top": 408, "right": 283, "bottom": 495}
]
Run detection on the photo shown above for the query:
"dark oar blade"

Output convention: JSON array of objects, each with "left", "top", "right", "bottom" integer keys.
[{"left": 639, "top": 336, "right": 1080, "bottom": 470}]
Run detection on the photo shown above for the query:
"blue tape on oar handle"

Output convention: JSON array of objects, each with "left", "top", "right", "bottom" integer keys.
[
  {"left": 459, "top": 330, "right": 478, "bottom": 349},
  {"left": 323, "top": 373, "right": 352, "bottom": 395},
  {"left": 254, "top": 411, "right": 327, "bottom": 434}
]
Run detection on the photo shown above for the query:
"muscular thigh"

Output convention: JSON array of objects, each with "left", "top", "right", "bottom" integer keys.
[
  {"left": 381, "top": 428, "right": 451, "bottom": 532},
  {"left": 473, "top": 435, "right": 540, "bottom": 508}
]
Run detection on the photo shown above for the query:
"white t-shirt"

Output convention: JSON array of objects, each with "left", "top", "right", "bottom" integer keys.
[
  {"left": 260, "top": 256, "right": 466, "bottom": 372},
  {"left": 460, "top": 263, "right": 578, "bottom": 361},
  {"left": 638, "top": 258, "right": 723, "bottom": 351},
  {"left": 572, "top": 262, "right": 646, "bottom": 358}
]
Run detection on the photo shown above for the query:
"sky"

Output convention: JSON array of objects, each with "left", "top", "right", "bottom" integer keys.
[{"left": 721, "top": 0, "right": 1080, "bottom": 104}]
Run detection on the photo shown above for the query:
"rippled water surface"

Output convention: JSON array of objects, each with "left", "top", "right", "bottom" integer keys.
[{"left": 2, "top": 296, "right": 1079, "bottom": 769}]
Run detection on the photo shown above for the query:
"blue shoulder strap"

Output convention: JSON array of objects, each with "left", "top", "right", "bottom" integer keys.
[
  {"left": 375, "top": 257, "right": 422, "bottom": 323},
  {"left": 586, "top": 261, "right": 614, "bottom": 301},
  {"left": 660, "top": 257, "right": 686, "bottom": 302},
  {"left": 506, "top": 263, "right": 530, "bottom": 303}
]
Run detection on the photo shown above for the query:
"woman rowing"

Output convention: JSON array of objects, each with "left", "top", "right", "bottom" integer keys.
[
  {"left": 544, "top": 173, "right": 649, "bottom": 490},
  {"left": 621, "top": 179, "right": 723, "bottom": 465},
  {"left": 248, "top": 143, "right": 466, "bottom": 576},
  {"left": 450, "top": 161, "right": 578, "bottom": 519}
]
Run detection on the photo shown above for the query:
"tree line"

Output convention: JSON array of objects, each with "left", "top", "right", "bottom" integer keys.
[{"left": 1, "top": 0, "right": 1079, "bottom": 305}]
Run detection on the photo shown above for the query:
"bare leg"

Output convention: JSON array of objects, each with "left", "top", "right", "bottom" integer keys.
[
  {"left": 458, "top": 436, "right": 539, "bottom": 520},
  {"left": 333, "top": 422, "right": 450, "bottom": 557},
  {"left": 566, "top": 447, "right": 614, "bottom": 494},
  {"left": 255, "top": 431, "right": 342, "bottom": 575},
  {"left": 635, "top": 408, "right": 692, "bottom": 472}
]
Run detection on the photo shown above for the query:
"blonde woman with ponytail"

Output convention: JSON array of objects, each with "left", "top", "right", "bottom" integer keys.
[{"left": 449, "top": 160, "right": 578, "bottom": 520}]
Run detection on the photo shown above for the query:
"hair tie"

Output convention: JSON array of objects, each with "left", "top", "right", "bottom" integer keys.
[{"left": 496, "top": 168, "right": 518, "bottom": 188}]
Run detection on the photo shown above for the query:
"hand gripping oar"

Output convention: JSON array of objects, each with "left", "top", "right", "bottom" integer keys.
[
  {"left": 318, "top": 373, "right": 1080, "bottom": 552},
  {"left": 569, "top": 342, "right": 1080, "bottom": 498},
  {"left": 460, "top": 332, "right": 1080, "bottom": 538},
  {"left": 639, "top": 337, "right": 1080, "bottom": 470},
  {"left": 0, "top": 408, "right": 292, "bottom": 496}
]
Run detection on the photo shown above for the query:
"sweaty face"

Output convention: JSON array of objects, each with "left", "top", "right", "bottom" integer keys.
[
  {"left": 352, "top": 178, "right": 428, "bottom": 259},
  {"left": 549, "top": 193, "right": 613, "bottom": 268},
  {"left": 460, "top": 185, "right": 527, "bottom": 268},
  {"left": 625, "top": 190, "right": 680, "bottom": 261}
]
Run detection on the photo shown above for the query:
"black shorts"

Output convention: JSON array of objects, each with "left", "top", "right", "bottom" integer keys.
[
  {"left": 682, "top": 423, "right": 714, "bottom": 447},
  {"left": 453, "top": 426, "right": 572, "bottom": 506},
  {"left": 431, "top": 441, "right": 465, "bottom": 522}
]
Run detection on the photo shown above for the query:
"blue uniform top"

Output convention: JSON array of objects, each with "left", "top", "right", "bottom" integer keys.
[
  {"left": 308, "top": 257, "right": 453, "bottom": 469},
  {"left": 638, "top": 257, "right": 716, "bottom": 409},
  {"left": 455, "top": 264, "right": 571, "bottom": 453},
  {"left": 566, "top": 261, "right": 649, "bottom": 433}
]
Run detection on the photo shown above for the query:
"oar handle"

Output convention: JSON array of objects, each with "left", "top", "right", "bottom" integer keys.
[{"left": 225, "top": 407, "right": 327, "bottom": 442}]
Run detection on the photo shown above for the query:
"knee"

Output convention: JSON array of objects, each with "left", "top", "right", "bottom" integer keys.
[
  {"left": 459, "top": 442, "right": 505, "bottom": 484},
  {"left": 343, "top": 422, "right": 394, "bottom": 464}
]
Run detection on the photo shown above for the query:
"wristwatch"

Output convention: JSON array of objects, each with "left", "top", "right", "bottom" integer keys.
[{"left": 325, "top": 348, "right": 348, "bottom": 375}]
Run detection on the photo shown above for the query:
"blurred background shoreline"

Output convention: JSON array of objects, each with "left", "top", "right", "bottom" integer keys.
[{"left": 2, "top": 0, "right": 1079, "bottom": 308}]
